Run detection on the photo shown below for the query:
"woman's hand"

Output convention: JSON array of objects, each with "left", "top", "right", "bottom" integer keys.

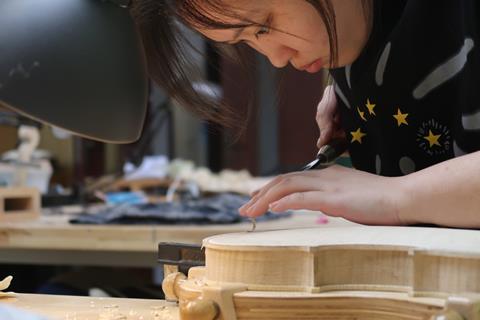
[
  {"left": 316, "top": 85, "right": 345, "bottom": 148},
  {"left": 239, "top": 165, "right": 408, "bottom": 225}
]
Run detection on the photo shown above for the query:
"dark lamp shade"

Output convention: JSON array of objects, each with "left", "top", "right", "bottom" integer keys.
[{"left": 0, "top": 0, "right": 148, "bottom": 143}]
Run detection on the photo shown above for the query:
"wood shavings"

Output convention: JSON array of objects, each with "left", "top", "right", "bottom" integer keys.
[
  {"left": 98, "top": 304, "right": 126, "bottom": 320},
  {"left": 150, "top": 305, "right": 178, "bottom": 320},
  {"left": 248, "top": 218, "right": 256, "bottom": 232},
  {"left": 0, "top": 276, "right": 12, "bottom": 291},
  {"left": 0, "top": 275, "right": 16, "bottom": 298},
  {"left": 169, "top": 159, "right": 269, "bottom": 195}
]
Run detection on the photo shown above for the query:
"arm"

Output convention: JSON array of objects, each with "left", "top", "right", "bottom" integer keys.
[
  {"left": 243, "top": 83, "right": 480, "bottom": 228},
  {"left": 239, "top": 152, "right": 480, "bottom": 229},
  {"left": 398, "top": 151, "right": 480, "bottom": 228}
]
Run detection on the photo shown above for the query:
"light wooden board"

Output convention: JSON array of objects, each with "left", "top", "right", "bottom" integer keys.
[
  {"left": 234, "top": 290, "right": 445, "bottom": 320},
  {"left": 162, "top": 226, "right": 480, "bottom": 319},
  {"left": 2, "top": 293, "right": 179, "bottom": 320},
  {"left": 202, "top": 226, "right": 480, "bottom": 296},
  {"left": 204, "top": 226, "right": 480, "bottom": 254},
  {"left": 0, "top": 210, "right": 343, "bottom": 251},
  {"left": 166, "top": 267, "right": 450, "bottom": 320},
  {"left": 0, "top": 210, "right": 347, "bottom": 267}
]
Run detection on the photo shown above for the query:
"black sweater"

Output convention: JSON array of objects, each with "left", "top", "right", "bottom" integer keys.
[{"left": 330, "top": 0, "right": 479, "bottom": 176}]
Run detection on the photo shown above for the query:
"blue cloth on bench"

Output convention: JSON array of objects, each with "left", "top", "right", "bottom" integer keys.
[{"left": 70, "top": 193, "right": 290, "bottom": 225}]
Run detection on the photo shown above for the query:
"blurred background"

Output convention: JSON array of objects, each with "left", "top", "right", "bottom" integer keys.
[
  {"left": 0, "top": 20, "right": 328, "bottom": 301},
  {"left": 1, "top": 28, "right": 326, "bottom": 190}
]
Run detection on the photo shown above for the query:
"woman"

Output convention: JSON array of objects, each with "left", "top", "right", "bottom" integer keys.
[{"left": 132, "top": 0, "right": 480, "bottom": 228}]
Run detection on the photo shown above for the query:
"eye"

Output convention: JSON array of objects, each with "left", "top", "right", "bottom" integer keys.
[
  {"left": 254, "top": 15, "right": 272, "bottom": 40},
  {"left": 255, "top": 25, "right": 270, "bottom": 39}
]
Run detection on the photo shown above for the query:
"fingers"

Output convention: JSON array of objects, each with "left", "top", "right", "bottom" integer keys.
[
  {"left": 240, "top": 171, "right": 310, "bottom": 215},
  {"left": 240, "top": 174, "right": 293, "bottom": 216},
  {"left": 270, "top": 191, "right": 332, "bottom": 212},
  {"left": 250, "top": 189, "right": 260, "bottom": 197},
  {"left": 270, "top": 191, "right": 317, "bottom": 212},
  {"left": 240, "top": 166, "right": 351, "bottom": 218},
  {"left": 240, "top": 174, "right": 324, "bottom": 217},
  {"left": 270, "top": 191, "right": 345, "bottom": 219},
  {"left": 316, "top": 85, "right": 341, "bottom": 148}
]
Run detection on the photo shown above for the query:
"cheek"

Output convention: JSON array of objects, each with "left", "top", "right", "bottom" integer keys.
[
  {"left": 284, "top": 23, "right": 330, "bottom": 55},
  {"left": 319, "top": 33, "right": 330, "bottom": 48},
  {"left": 247, "top": 41, "right": 262, "bottom": 53},
  {"left": 305, "top": 19, "right": 330, "bottom": 46},
  {"left": 305, "top": 27, "right": 331, "bottom": 56},
  {"left": 290, "top": 33, "right": 330, "bottom": 57}
]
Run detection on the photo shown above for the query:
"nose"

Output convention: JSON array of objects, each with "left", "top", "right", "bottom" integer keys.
[{"left": 253, "top": 41, "right": 296, "bottom": 69}]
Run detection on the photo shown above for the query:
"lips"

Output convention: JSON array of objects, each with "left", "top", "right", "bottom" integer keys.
[{"left": 300, "top": 58, "right": 324, "bottom": 73}]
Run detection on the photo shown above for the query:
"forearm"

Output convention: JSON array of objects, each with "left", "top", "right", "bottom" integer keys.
[{"left": 398, "top": 151, "right": 480, "bottom": 228}]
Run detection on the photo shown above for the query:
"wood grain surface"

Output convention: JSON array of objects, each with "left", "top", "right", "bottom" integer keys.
[
  {"left": 203, "top": 226, "right": 480, "bottom": 295},
  {"left": 0, "top": 210, "right": 344, "bottom": 267},
  {"left": 3, "top": 293, "right": 179, "bottom": 320}
]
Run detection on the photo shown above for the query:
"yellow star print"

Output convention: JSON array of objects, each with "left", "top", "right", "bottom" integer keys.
[
  {"left": 357, "top": 107, "right": 367, "bottom": 121},
  {"left": 351, "top": 128, "right": 366, "bottom": 144},
  {"left": 393, "top": 108, "right": 408, "bottom": 126},
  {"left": 424, "top": 130, "right": 441, "bottom": 147},
  {"left": 365, "top": 99, "right": 376, "bottom": 115}
]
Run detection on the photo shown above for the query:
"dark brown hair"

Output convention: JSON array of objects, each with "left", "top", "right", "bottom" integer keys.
[{"left": 130, "top": 0, "right": 369, "bottom": 130}]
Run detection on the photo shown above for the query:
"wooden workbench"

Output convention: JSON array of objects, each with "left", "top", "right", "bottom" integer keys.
[
  {"left": 2, "top": 293, "right": 179, "bottom": 319},
  {"left": 0, "top": 208, "right": 353, "bottom": 267}
]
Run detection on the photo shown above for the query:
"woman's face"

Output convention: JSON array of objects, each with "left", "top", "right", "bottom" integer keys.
[{"left": 194, "top": 0, "right": 371, "bottom": 72}]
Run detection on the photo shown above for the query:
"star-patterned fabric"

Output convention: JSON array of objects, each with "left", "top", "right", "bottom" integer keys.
[{"left": 330, "top": 0, "right": 479, "bottom": 176}]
